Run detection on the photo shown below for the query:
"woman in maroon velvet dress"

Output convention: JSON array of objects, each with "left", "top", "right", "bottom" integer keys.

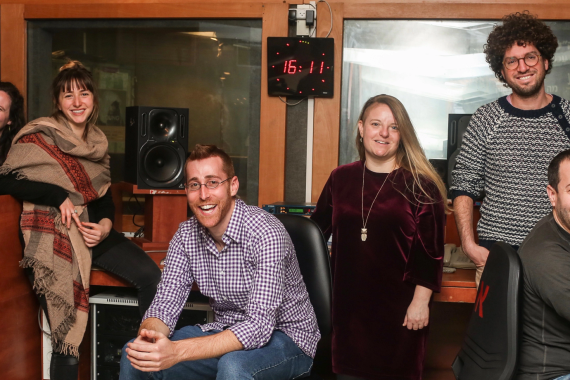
[{"left": 311, "top": 95, "right": 448, "bottom": 380}]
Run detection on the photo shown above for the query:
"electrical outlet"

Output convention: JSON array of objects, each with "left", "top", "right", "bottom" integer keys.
[{"left": 295, "top": 4, "right": 313, "bottom": 36}]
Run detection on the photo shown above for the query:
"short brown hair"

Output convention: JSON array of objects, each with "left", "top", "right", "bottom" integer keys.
[
  {"left": 484, "top": 11, "right": 558, "bottom": 85},
  {"left": 184, "top": 144, "right": 235, "bottom": 183},
  {"left": 548, "top": 149, "right": 570, "bottom": 191},
  {"left": 51, "top": 60, "right": 99, "bottom": 140}
]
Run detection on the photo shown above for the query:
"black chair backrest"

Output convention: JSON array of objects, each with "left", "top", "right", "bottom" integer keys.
[
  {"left": 452, "top": 242, "right": 522, "bottom": 380},
  {"left": 275, "top": 214, "right": 332, "bottom": 336}
]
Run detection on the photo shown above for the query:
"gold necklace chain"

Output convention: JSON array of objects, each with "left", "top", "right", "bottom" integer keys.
[{"left": 361, "top": 161, "right": 394, "bottom": 242}]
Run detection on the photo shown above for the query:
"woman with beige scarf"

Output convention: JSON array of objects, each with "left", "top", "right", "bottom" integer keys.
[{"left": 0, "top": 61, "right": 161, "bottom": 380}]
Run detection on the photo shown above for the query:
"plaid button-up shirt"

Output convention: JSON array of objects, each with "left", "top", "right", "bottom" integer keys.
[{"left": 144, "top": 199, "right": 320, "bottom": 357}]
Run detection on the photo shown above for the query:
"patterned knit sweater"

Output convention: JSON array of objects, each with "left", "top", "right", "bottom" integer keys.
[{"left": 451, "top": 95, "right": 570, "bottom": 246}]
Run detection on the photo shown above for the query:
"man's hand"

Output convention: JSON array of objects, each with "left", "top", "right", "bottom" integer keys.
[
  {"left": 453, "top": 195, "right": 488, "bottom": 266},
  {"left": 462, "top": 243, "right": 489, "bottom": 267},
  {"left": 126, "top": 329, "right": 182, "bottom": 372},
  {"left": 77, "top": 218, "right": 112, "bottom": 247}
]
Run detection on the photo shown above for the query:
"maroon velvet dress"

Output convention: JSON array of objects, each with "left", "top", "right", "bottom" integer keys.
[{"left": 311, "top": 161, "right": 445, "bottom": 380}]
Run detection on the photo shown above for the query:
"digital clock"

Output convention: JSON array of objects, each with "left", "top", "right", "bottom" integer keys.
[{"left": 267, "top": 37, "right": 334, "bottom": 98}]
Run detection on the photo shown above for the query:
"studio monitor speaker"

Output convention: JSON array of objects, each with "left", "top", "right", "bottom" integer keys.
[
  {"left": 447, "top": 114, "right": 472, "bottom": 188},
  {"left": 125, "top": 106, "right": 189, "bottom": 190}
]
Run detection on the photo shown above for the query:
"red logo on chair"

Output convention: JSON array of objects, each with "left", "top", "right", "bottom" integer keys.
[{"left": 474, "top": 281, "right": 490, "bottom": 318}]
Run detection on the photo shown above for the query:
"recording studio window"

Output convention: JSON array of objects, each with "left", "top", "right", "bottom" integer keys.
[
  {"left": 27, "top": 20, "right": 261, "bottom": 205},
  {"left": 340, "top": 20, "right": 570, "bottom": 165}
]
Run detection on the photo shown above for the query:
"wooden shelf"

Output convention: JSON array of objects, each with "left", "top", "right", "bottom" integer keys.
[
  {"left": 114, "top": 181, "right": 185, "bottom": 195},
  {"left": 435, "top": 269, "right": 477, "bottom": 303},
  {"left": 442, "top": 268, "right": 477, "bottom": 288}
]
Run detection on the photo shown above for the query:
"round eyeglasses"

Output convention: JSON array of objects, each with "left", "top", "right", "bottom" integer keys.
[
  {"left": 503, "top": 52, "right": 541, "bottom": 70},
  {"left": 185, "top": 178, "right": 231, "bottom": 191}
]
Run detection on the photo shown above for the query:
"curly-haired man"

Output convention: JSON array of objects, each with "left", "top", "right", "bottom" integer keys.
[{"left": 450, "top": 11, "right": 570, "bottom": 286}]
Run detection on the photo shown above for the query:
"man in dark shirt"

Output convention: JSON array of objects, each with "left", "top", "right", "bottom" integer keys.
[{"left": 517, "top": 149, "right": 570, "bottom": 380}]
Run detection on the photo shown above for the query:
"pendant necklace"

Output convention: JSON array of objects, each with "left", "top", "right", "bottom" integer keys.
[{"left": 361, "top": 161, "right": 393, "bottom": 242}]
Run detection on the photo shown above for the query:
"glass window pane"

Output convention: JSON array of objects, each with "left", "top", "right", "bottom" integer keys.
[
  {"left": 28, "top": 20, "right": 261, "bottom": 205},
  {"left": 341, "top": 20, "right": 570, "bottom": 164}
]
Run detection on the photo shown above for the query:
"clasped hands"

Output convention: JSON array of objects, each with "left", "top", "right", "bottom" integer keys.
[
  {"left": 59, "top": 197, "right": 111, "bottom": 247},
  {"left": 126, "top": 329, "right": 182, "bottom": 372}
]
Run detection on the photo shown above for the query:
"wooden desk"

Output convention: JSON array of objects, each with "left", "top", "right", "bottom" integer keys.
[
  {"left": 434, "top": 269, "right": 477, "bottom": 303},
  {"left": 92, "top": 262, "right": 478, "bottom": 303}
]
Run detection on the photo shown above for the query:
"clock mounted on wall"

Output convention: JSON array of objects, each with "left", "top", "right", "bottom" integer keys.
[{"left": 267, "top": 37, "right": 334, "bottom": 97}]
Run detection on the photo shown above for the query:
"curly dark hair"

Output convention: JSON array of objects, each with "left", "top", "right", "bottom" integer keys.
[
  {"left": 0, "top": 82, "right": 25, "bottom": 165},
  {"left": 484, "top": 11, "right": 558, "bottom": 84}
]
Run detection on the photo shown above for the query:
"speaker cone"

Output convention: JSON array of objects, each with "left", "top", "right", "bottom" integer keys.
[
  {"left": 149, "top": 110, "right": 177, "bottom": 140},
  {"left": 142, "top": 144, "right": 181, "bottom": 182}
]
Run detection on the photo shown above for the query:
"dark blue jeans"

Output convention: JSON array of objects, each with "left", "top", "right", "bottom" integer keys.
[{"left": 119, "top": 326, "right": 313, "bottom": 380}]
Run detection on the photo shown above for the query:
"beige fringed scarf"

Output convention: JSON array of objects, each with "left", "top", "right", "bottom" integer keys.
[{"left": 0, "top": 117, "right": 110, "bottom": 357}]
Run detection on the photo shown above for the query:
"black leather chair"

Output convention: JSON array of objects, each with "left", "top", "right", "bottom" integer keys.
[
  {"left": 275, "top": 214, "right": 333, "bottom": 379},
  {"left": 452, "top": 242, "right": 522, "bottom": 380}
]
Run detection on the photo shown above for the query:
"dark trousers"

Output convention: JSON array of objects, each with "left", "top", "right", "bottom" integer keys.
[
  {"left": 479, "top": 239, "right": 519, "bottom": 252},
  {"left": 29, "top": 240, "right": 162, "bottom": 380}
]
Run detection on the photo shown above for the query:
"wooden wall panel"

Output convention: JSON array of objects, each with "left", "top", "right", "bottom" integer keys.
[
  {"left": 344, "top": 2, "right": 570, "bottom": 19},
  {"left": 311, "top": 2, "right": 343, "bottom": 201},
  {"left": 0, "top": 0, "right": 561, "bottom": 4},
  {"left": 25, "top": 3, "right": 264, "bottom": 19},
  {"left": 1, "top": 4, "right": 26, "bottom": 99},
  {"left": 0, "top": 196, "right": 41, "bottom": 379},
  {"left": 7, "top": 0, "right": 288, "bottom": 3},
  {"left": 258, "top": 3, "right": 288, "bottom": 206}
]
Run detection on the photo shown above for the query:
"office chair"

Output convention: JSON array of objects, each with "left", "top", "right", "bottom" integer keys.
[
  {"left": 275, "top": 214, "right": 333, "bottom": 379},
  {"left": 451, "top": 242, "right": 522, "bottom": 380}
]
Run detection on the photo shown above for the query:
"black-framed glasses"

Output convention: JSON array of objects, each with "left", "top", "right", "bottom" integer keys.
[
  {"left": 503, "top": 52, "right": 541, "bottom": 70},
  {"left": 185, "top": 178, "right": 231, "bottom": 191}
]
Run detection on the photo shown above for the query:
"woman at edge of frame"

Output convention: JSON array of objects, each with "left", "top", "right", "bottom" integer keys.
[
  {"left": 0, "top": 63, "right": 161, "bottom": 380},
  {"left": 311, "top": 94, "right": 448, "bottom": 380}
]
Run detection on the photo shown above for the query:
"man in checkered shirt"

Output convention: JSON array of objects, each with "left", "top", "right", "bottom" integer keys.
[{"left": 120, "top": 144, "right": 320, "bottom": 380}]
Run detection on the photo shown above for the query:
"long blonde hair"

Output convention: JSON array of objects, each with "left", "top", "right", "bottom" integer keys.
[{"left": 355, "top": 94, "right": 450, "bottom": 212}]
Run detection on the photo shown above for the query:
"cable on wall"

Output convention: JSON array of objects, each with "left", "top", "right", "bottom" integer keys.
[
  {"left": 308, "top": 0, "right": 333, "bottom": 38},
  {"left": 279, "top": 96, "right": 307, "bottom": 106}
]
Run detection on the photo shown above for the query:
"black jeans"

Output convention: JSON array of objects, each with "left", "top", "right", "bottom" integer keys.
[
  {"left": 29, "top": 239, "right": 162, "bottom": 380},
  {"left": 93, "top": 240, "right": 162, "bottom": 316}
]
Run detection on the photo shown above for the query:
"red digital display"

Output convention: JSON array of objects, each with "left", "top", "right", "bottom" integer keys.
[
  {"left": 282, "top": 60, "right": 326, "bottom": 75},
  {"left": 267, "top": 37, "right": 334, "bottom": 97}
]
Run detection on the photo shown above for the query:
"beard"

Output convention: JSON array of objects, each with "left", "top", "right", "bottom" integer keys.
[
  {"left": 190, "top": 186, "right": 234, "bottom": 230},
  {"left": 555, "top": 206, "right": 570, "bottom": 234},
  {"left": 506, "top": 68, "right": 546, "bottom": 98}
]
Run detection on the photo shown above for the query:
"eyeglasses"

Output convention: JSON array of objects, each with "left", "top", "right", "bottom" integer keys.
[
  {"left": 503, "top": 52, "right": 541, "bottom": 70},
  {"left": 185, "top": 178, "right": 231, "bottom": 191}
]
